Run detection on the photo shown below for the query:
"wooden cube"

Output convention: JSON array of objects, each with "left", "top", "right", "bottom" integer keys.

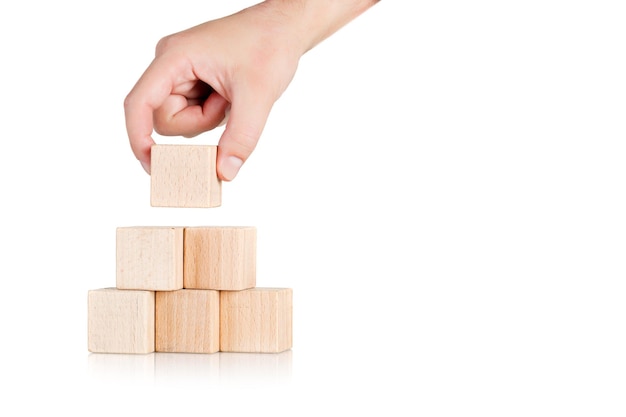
[
  {"left": 156, "top": 289, "right": 220, "bottom": 353},
  {"left": 150, "top": 144, "right": 222, "bottom": 208},
  {"left": 184, "top": 226, "right": 256, "bottom": 291},
  {"left": 116, "top": 226, "right": 183, "bottom": 291},
  {"left": 220, "top": 288, "right": 292, "bottom": 353},
  {"left": 88, "top": 288, "right": 155, "bottom": 354}
]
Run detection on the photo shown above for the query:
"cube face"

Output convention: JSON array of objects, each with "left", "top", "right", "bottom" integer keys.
[
  {"left": 156, "top": 290, "right": 220, "bottom": 353},
  {"left": 150, "top": 145, "right": 222, "bottom": 208},
  {"left": 220, "top": 288, "right": 292, "bottom": 353},
  {"left": 184, "top": 227, "right": 256, "bottom": 291},
  {"left": 116, "top": 227, "right": 183, "bottom": 291},
  {"left": 88, "top": 288, "right": 155, "bottom": 354}
]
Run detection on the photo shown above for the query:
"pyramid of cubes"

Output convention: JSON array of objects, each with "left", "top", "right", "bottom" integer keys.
[{"left": 88, "top": 145, "right": 292, "bottom": 354}]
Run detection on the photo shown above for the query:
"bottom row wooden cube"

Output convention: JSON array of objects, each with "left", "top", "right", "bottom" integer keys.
[
  {"left": 88, "top": 288, "right": 155, "bottom": 354},
  {"left": 156, "top": 289, "right": 220, "bottom": 353},
  {"left": 221, "top": 288, "right": 292, "bottom": 353},
  {"left": 88, "top": 287, "right": 292, "bottom": 354}
]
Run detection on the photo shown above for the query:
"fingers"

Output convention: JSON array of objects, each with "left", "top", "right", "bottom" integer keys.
[
  {"left": 217, "top": 90, "right": 273, "bottom": 181},
  {"left": 124, "top": 57, "right": 183, "bottom": 173},
  {"left": 153, "top": 92, "right": 230, "bottom": 138},
  {"left": 126, "top": 41, "right": 279, "bottom": 181}
]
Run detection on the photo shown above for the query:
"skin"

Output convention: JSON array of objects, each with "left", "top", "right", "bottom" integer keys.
[{"left": 124, "top": 0, "right": 380, "bottom": 181}]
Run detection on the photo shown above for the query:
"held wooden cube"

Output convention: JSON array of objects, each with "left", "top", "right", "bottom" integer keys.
[
  {"left": 156, "top": 290, "right": 220, "bottom": 353},
  {"left": 116, "top": 227, "right": 183, "bottom": 291},
  {"left": 88, "top": 288, "right": 155, "bottom": 354},
  {"left": 150, "top": 144, "right": 222, "bottom": 208},
  {"left": 220, "top": 288, "right": 292, "bottom": 353},
  {"left": 184, "top": 226, "right": 256, "bottom": 291}
]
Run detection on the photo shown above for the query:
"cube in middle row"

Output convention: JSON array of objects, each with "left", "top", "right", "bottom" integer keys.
[{"left": 116, "top": 226, "right": 256, "bottom": 291}]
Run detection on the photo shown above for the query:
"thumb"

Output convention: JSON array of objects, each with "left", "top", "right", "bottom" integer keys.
[{"left": 217, "top": 92, "right": 273, "bottom": 181}]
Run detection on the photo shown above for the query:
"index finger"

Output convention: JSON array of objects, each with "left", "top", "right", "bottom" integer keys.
[{"left": 123, "top": 57, "right": 181, "bottom": 171}]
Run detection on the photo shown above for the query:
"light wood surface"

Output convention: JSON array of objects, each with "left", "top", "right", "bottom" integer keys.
[
  {"left": 184, "top": 226, "right": 256, "bottom": 290},
  {"left": 220, "top": 288, "right": 292, "bottom": 353},
  {"left": 88, "top": 288, "right": 155, "bottom": 354},
  {"left": 155, "top": 289, "right": 220, "bottom": 353},
  {"left": 150, "top": 144, "right": 222, "bottom": 208},
  {"left": 116, "top": 226, "right": 184, "bottom": 291}
]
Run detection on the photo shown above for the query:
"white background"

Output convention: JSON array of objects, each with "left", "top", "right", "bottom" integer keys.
[{"left": 1, "top": 1, "right": 625, "bottom": 415}]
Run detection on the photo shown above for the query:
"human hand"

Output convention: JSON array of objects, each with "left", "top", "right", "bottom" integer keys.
[
  {"left": 124, "top": 0, "right": 379, "bottom": 181},
  {"left": 124, "top": 2, "right": 302, "bottom": 180}
]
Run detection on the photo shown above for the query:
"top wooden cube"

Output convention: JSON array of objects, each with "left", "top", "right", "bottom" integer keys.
[{"left": 150, "top": 144, "right": 222, "bottom": 208}]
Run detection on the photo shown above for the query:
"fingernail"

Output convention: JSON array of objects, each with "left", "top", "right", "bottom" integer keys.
[
  {"left": 220, "top": 156, "right": 243, "bottom": 181},
  {"left": 140, "top": 160, "right": 151, "bottom": 174}
]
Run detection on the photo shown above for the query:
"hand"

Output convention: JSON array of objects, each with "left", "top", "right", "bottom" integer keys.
[
  {"left": 124, "top": 2, "right": 301, "bottom": 180},
  {"left": 124, "top": 0, "right": 379, "bottom": 181}
]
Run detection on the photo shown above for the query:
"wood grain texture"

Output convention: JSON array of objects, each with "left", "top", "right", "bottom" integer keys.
[
  {"left": 88, "top": 288, "right": 155, "bottom": 354},
  {"left": 116, "top": 226, "right": 184, "bottom": 291},
  {"left": 150, "top": 144, "right": 222, "bottom": 208},
  {"left": 220, "top": 288, "right": 292, "bottom": 353},
  {"left": 155, "top": 289, "right": 220, "bottom": 353},
  {"left": 184, "top": 226, "right": 256, "bottom": 291}
]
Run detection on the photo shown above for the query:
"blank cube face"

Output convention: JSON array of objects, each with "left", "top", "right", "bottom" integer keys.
[
  {"left": 116, "top": 227, "right": 183, "bottom": 291},
  {"left": 156, "top": 290, "right": 220, "bottom": 353},
  {"left": 220, "top": 288, "right": 292, "bottom": 353},
  {"left": 150, "top": 145, "right": 221, "bottom": 208},
  {"left": 88, "top": 288, "right": 155, "bottom": 354},
  {"left": 184, "top": 227, "right": 256, "bottom": 291}
]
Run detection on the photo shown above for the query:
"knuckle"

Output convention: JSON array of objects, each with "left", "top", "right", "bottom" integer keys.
[
  {"left": 155, "top": 36, "right": 170, "bottom": 56},
  {"left": 155, "top": 34, "right": 179, "bottom": 56},
  {"left": 229, "top": 127, "right": 258, "bottom": 155},
  {"left": 123, "top": 92, "right": 135, "bottom": 112}
]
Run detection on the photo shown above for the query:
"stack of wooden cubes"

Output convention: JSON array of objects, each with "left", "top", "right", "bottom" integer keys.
[{"left": 88, "top": 145, "right": 292, "bottom": 354}]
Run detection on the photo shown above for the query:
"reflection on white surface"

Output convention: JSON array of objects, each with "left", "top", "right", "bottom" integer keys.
[
  {"left": 87, "top": 353, "right": 155, "bottom": 384},
  {"left": 155, "top": 352, "right": 220, "bottom": 385},
  {"left": 219, "top": 350, "right": 293, "bottom": 385},
  {"left": 87, "top": 350, "right": 292, "bottom": 386}
]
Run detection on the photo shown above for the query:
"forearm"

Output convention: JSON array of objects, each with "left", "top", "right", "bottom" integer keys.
[{"left": 261, "top": 0, "right": 380, "bottom": 54}]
